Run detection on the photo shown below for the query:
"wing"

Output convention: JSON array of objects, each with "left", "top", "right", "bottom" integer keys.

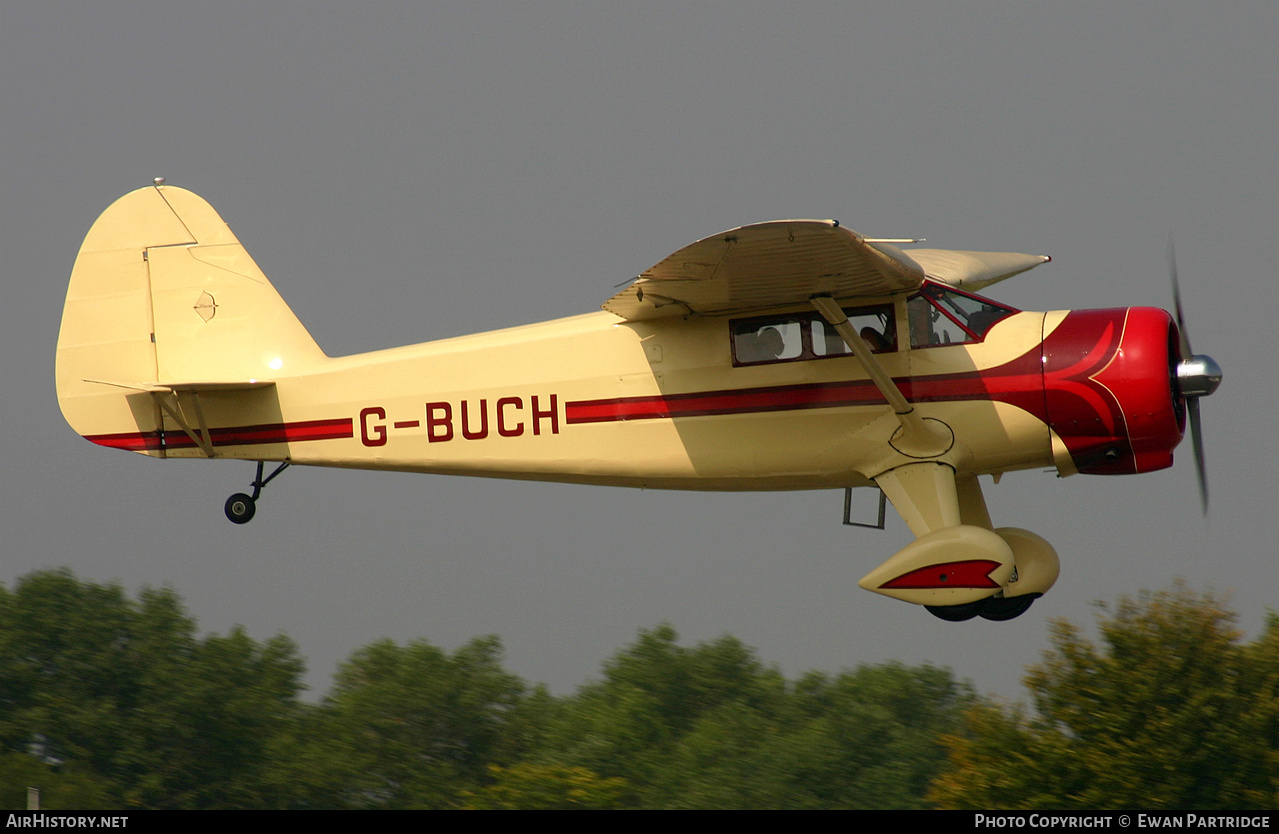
[
  {"left": 907, "top": 249, "right": 1050, "bottom": 292},
  {"left": 603, "top": 220, "right": 926, "bottom": 321}
]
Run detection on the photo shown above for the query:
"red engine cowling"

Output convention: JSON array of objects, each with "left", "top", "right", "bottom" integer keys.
[{"left": 1042, "top": 307, "right": 1185, "bottom": 475}]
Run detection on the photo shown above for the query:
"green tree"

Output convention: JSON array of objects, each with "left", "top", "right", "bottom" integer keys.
[
  {"left": 123, "top": 627, "right": 304, "bottom": 808},
  {"left": 660, "top": 662, "right": 970, "bottom": 809},
  {"left": 547, "top": 625, "right": 787, "bottom": 797},
  {"left": 931, "top": 582, "right": 1279, "bottom": 810},
  {"left": 0, "top": 569, "right": 304, "bottom": 809},
  {"left": 0, "top": 750, "right": 113, "bottom": 810},
  {"left": 277, "top": 636, "right": 527, "bottom": 809},
  {"left": 460, "top": 763, "right": 629, "bottom": 809},
  {"left": 545, "top": 625, "right": 969, "bottom": 809}
]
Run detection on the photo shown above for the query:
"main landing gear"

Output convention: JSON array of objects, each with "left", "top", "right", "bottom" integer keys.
[
  {"left": 925, "top": 593, "right": 1040, "bottom": 622},
  {"left": 224, "top": 461, "right": 290, "bottom": 524}
]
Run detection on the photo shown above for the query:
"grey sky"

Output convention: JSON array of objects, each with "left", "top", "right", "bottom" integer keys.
[{"left": 3, "top": 2, "right": 1274, "bottom": 701}]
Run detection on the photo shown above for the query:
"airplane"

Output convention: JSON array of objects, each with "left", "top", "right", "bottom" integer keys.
[{"left": 55, "top": 180, "right": 1222, "bottom": 622}]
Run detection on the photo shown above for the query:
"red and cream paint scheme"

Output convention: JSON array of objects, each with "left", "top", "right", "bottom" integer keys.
[{"left": 56, "top": 184, "right": 1221, "bottom": 621}]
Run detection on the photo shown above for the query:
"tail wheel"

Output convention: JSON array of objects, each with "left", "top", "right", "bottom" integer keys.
[
  {"left": 222, "top": 461, "right": 290, "bottom": 524},
  {"left": 224, "top": 493, "right": 256, "bottom": 525}
]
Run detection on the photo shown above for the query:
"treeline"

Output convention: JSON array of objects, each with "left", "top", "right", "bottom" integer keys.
[{"left": 1, "top": 570, "right": 1275, "bottom": 809}]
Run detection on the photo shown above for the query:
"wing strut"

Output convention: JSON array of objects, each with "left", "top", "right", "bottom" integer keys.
[
  {"left": 808, "top": 295, "right": 949, "bottom": 457},
  {"left": 154, "top": 390, "right": 214, "bottom": 457}
]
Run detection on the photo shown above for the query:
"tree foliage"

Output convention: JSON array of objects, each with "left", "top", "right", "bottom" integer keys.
[
  {"left": 11, "top": 569, "right": 1268, "bottom": 810},
  {"left": 931, "top": 582, "right": 1279, "bottom": 810},
  {"left": 539, "top": 624, "right": 969, "bottom": 809},
  {"left": 272, "top": 636, "right": 527, "bottom": 808},
  {"left": 460, "top": 763, "right": 629, "bottom": 810},
  {"left": 0, "top": 569, "right": 303, "bottom": 809}
]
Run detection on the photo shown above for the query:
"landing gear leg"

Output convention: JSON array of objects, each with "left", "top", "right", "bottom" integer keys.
[{"left": 224, "top": 461, "right": 290, "bottom": 525}]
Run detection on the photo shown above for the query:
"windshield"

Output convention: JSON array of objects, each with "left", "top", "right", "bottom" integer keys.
[{"left": 907, "top": 282, "right": 1017, "bottom": 348}]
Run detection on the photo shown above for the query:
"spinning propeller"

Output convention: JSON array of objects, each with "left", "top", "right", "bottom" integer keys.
[{"left": 1168, "top": 241, "right": 1223, "bottom": 513}]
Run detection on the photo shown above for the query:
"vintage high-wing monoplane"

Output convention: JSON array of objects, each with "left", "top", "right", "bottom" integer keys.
[{"left": 56, "top": 182, "right": 1222, "bottom": 621}]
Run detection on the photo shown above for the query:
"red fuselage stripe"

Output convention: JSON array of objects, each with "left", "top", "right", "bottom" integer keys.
[
  {"left": 86, "top": 418, "right": 354, "bottom": 451},
  {"left": 564, "top": 353, "right": 1047, "bottom": 425}
]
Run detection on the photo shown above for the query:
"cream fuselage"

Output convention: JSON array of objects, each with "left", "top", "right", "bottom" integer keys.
[{"left": 170, "top": 304, "right": 1060, "bottom": 490}]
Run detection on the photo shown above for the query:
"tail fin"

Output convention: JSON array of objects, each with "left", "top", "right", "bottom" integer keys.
[{"left": 56, "top": 184, "right": 327, "bottom": 455}]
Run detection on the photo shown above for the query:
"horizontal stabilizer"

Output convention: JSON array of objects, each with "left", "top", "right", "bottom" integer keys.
[{"left": 83, "top": 379, "right": 277, "bottom": 393}]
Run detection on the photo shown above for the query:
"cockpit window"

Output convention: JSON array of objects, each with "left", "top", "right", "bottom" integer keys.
[
  {"left": 732, "top": 305, "right": 895, "bottom": 366},
  {"left": 907, "top": 283, "right": 1016, "bottom": 348},
  {"left": 732, "top": 317, "right": 804, "bottom": 363}
]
